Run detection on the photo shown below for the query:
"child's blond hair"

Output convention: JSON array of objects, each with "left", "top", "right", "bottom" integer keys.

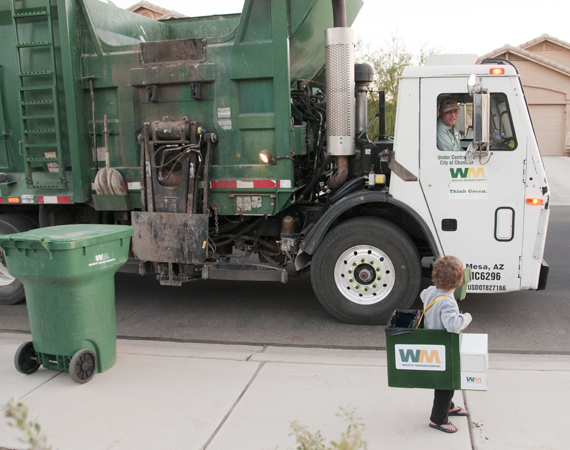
[{"left": 432, "top": 256, "right": 464, "bottom": 291}]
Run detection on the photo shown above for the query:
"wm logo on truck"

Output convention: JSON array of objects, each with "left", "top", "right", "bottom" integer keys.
[{"left": 450, "top": 167, "right": 486, "bottom": 179}]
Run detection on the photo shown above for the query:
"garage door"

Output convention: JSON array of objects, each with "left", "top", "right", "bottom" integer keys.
[{"left": 528, "top": 104, "right": 566, "bottom": 156}]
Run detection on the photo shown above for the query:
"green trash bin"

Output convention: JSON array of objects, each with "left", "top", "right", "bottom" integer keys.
[
  {"left": 385, "top": 310, "right": 461, "bottom": 390},
  {"left": 0, "top": 225, "right": 133, "bottom": 384}
]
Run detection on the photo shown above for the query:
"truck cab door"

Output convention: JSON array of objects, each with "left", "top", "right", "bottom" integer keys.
[{"left": 419, "top": 76, "right": 527, "bottom": 293}]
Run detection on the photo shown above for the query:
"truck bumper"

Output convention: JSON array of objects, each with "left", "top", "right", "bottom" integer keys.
[{"left": 537, "top": 260, "right": 549, "bottom": 290}]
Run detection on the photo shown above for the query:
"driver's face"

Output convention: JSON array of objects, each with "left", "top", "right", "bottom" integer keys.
[{"left": 441, "top": 109, "right": 459, "bottom": 128}]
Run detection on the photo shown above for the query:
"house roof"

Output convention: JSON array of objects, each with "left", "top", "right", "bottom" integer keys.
[
  {"left": 128, "top": 1, "right": 184, "bottom": 19},
  {"left": 519, "top": 33, "right": 570, "bottom": 52},
  {"left": 477, "top": 35, "right": 570, "bottom": 78}
]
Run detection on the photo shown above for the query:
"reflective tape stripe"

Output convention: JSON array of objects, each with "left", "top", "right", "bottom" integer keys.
[
  {"left": 37, "top": 196, "right": 71, "bottom": 204},
  {"left": 127, "top": 182, "right": 142, "bottom": 190},
  {"left": 210, "top": 180, "right": 291, "bottom": 189}
]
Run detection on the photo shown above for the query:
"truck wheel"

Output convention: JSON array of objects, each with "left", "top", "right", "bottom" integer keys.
[
  {"left": 311, "top": 217, "right": 422, "bottom": 325},
  {"left": 0, "top": 214, "right": 38, "bottom": 305}
]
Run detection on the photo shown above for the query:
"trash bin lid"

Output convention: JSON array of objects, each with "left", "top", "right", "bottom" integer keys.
[{"left": 0, "top": 225, "right": 134, "bottom": 250}]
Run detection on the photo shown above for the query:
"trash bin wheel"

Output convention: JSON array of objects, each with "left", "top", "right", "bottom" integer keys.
[
  {"left": 14, "top": 341, "right": 40, "bottom": 375},
  {"left": 69, "top": 349, "right": 97, "bottom": 384}
]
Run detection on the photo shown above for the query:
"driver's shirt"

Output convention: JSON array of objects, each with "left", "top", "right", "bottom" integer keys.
[{"left": 437, "top": 117, "right": 462, "bottom": 151}]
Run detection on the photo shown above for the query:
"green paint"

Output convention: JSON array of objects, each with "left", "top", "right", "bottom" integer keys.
[{"left": 0, "top": 0, "right": 362, "bottom": 212}]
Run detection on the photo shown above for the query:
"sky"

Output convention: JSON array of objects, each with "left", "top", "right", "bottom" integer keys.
[{"left": 108, "top": 0, "right": 570, "bottom": 58}]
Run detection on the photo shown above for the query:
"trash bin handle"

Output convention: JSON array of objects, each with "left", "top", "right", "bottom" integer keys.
[
  {"left": 7, "top": 235, "right": 34, "bottom": 249},
  {"left": 39, "top": 237, "right": 54, "bottom": 260},
  {"left": 5, "top": 235, "right": 53, "bottom": 259}
]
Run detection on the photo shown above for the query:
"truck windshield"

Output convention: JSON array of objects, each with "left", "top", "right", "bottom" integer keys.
[{"left": 489, "top": 93, "right": 517, "bottom": 150}]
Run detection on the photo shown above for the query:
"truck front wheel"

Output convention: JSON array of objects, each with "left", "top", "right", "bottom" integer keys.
[
  {"left": 311, "top": 217, "right": 422, "bottom": 325},
  {"left": 0, "top": 214, "right": 38, "bottom": 305}
]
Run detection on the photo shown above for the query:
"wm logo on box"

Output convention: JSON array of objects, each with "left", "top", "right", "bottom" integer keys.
[
  {"left": 465, "top": 376, "right": 483, "bottom": 383},
  {"left": 395, "top": 344, "right": 446, "bottom": 371},
  {"left": 399, "top": 349, "right": 441, "bottom": 364}
]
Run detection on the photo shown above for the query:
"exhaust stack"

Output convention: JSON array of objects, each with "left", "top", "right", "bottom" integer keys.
[
  {"left": 325, "top": 27, "right": 355, "bottom": 157},
  {"left": 326, "top": 0, "right": 354, "bottom": 190}
]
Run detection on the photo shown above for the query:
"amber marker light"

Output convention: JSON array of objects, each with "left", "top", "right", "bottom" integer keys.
[
  {"left": 490, "top": 68, "right": 505, "bottom": 75},
  {"left": 526, "top": 198, "right": 543, "bottom": 205},
  {"left": 8, "top": 197, "right": 20, "bottom": 203}
]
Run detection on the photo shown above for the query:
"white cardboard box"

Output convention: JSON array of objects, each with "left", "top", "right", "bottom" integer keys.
[{"left": 460, "top": 333, "right": 488, "bottom": 390}]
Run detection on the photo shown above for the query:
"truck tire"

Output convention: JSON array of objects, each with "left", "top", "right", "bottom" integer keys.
[
  {"left": 0, "top": 214, "right": 38, "bottom": 305},
  {"left": 310, "top": 217, "right": 422, "bottom": 325}
]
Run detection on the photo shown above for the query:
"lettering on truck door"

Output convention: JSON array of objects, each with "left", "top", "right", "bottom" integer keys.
[{"left": 419, "top": 76, "right": 526, "bottom": 293}]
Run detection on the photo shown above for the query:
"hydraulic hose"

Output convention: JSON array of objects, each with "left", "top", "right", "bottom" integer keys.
[
  {"left": 329, "top": 176, "right": 366, "bottom": 204},
  {"left": 297, "top": 155, "right": 332, "bottom": 202}
]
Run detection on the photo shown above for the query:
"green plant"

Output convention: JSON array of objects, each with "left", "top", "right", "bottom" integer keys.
[
  {"left": 4, "top": 398, "right": 54, "bottom": 450},
  {"left": 290, "top": 407, "right": 368, "bottom": 450},
  {"left": 356, "top": 35, "right": 437, "bottom": 139}
]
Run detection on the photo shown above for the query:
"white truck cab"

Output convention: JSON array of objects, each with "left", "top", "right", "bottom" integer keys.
[{"left": 391, "top": 60, "right": 549, "bottom": 293}]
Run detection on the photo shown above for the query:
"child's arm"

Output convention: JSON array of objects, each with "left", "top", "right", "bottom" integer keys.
[{"left": 440, "top": 302, "right": 472, "bottom": 333}]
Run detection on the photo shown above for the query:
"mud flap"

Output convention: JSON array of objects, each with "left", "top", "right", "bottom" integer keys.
[{"left": 537, "top": 260, "right": 549, "bottom": 290}]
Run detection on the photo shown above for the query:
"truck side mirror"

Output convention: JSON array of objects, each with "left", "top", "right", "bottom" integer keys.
[
  {"left": 473, "top": 93, "right": 490, "bottom": 146},
  {"left": 466, "top": 93, "right": 491, "bottom": 163}
]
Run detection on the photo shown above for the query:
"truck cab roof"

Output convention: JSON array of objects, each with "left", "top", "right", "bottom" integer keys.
[{"left": 401, "top": 62, "right": 519, "bottom": 79}]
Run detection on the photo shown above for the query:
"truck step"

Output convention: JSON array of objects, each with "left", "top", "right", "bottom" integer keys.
[
  {"left": 202, "top": 263, "right": 288, "bottom": 283},
  {"left": 21, "top": 99, "right": 54, "bottom": 106},
  {"left": 19, "top": 85, "right": 54, "bottom": 92},
  {"left": 12, "top": 8, "right": 48, "bottom": 18},
  {"left": 19, "top": 71, "right": 53, "bottom": 77},
  {"left": 23, "top": 143, "right": 58, "bottom": 149},
  {"left": 16, "top": 41, "right": 51, "bottom": 48},
  {"left": 23, "top": 128, "right": 55, "bottom": 134},
  {"left": 22, "top": 114, "right": 55, "bottom": 120}
]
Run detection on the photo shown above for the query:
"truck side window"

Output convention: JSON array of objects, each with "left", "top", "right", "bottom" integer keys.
[
  {"left": 489, "top": 93, "right": 517, "bottom": 150},
  {"left": 436, "top": 93, "right": 517, "bottom": 151},
  {"left": 437, "top": 94, "right": 471, "bottom": 151}
]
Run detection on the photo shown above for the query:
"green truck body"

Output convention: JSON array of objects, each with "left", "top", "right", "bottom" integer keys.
[{"left": 0, "top": 0, "right": 550, "bottom": 325}]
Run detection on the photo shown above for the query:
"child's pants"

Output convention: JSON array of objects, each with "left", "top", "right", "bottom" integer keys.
[{"left": 430, "top": 389, "right": 455, "bottom": 424}]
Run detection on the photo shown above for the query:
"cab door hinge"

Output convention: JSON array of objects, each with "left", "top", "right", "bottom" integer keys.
[
  {"left": 518, "top": 256, "right": 522, "bottom": 278},
  {"left": 522, "top": 159, "right": 527, "bottom": 183}
]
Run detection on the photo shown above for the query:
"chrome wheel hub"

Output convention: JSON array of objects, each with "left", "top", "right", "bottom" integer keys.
[{"left": 334, "top": 245, "right": 396, "bottom": 305}]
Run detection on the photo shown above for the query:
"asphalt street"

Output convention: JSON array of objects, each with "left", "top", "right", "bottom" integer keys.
[{"left": 1, "top": 206, "right": 568, "bottom": 354}]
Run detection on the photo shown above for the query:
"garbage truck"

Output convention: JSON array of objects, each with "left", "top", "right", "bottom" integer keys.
[{"left": 0, "top": 0, "right": 550, "bottom": 324}]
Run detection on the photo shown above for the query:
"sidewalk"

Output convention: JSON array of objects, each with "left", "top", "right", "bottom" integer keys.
[
  {"left": 1, "top": 332, "right": 568, "bottom": 450},
  {"left": 543, "top": 156, "right": 570, "bottom": 205}
]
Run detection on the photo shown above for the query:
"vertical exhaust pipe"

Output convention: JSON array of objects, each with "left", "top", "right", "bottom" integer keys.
[
  {"left": 332, "top": 0, "right": 347, "bottom": 27},
  {"left": 355, "top": 63, "right": 374, "bottom": 139},
  {"left": 326, "top": 0, "right": 354, "bottom": 190}
]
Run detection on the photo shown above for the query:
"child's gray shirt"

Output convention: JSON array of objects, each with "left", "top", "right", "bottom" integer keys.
[{"left": 420, "top": 285, "right": 472, "bottom": 333}]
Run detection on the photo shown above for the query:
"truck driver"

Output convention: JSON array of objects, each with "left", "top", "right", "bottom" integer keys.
[{"left": 437, "top": 97, "right": 463, "bottom": 151}]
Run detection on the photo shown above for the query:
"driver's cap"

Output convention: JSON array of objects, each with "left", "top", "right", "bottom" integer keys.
[{"left": 440, "top": 97, "right": 459, "bottom": 113}]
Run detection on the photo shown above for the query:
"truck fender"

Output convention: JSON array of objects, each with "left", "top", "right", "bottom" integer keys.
[{"left": 296, "top": 191, "right": 439, "bottom": 270}]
